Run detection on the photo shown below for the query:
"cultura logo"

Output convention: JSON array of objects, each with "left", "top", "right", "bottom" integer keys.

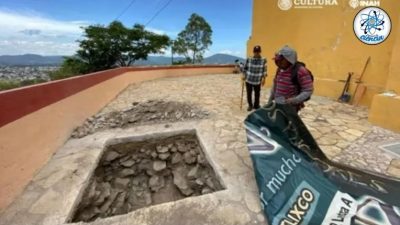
[
  {"left": 278, "top": 0, "right": 293, "bottom": 10},
  {"left": 278, "top": 0, "right": 338, "bottom": 10},
  {"left": 353, "top": 7, "right": 391, "bottom": 45},
  {"left": 349, "top": 0, "right": 380, "bottom": 8}
]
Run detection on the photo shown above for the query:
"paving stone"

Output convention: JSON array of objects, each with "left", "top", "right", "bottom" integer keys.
[
  {"left": 345, "top": 129, "right": 364, "bottom": 137},
  {"left": 244, "top": 192, "right": 261, "bottom": 213}
]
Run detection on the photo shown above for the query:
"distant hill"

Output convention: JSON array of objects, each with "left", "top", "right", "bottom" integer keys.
[
  {"left": 0, "top": 54, "right": 64, "bottom": 66},
  {"left": 202, "top": 54, "right": 244, "bottom": 64},
  {"left": 0, "top": 53, "right": 244, "bottom": 66}
]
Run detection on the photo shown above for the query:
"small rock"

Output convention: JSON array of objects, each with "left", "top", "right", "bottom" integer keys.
[
  {"left": 170, "top": 146, "right": 178, "bottom": 152},
  {"left": 149, "top": 175, "right": 165, "bottom": 192},
  {"left": 173, "top": 167, "right": 193, "bottom": 196},
  {"left": 177, "top": 144, "right": 187, "bottom": 153},
  {"left": 151, "top": 152, "right": 158, "bottom": 159},
  {"left": 187, "top": 166, "right": 200, "bottom": 180},
  {"left": 120, "top": 159, "right": 135, "bottom": 167},
  {"left": 197, "top": 154, "right": 207, "bottom": 165},
  {"left": 159, "top": 153, "right": 171, "bottom": 160},
  {"left": 144, "top": 191, "right": 152, "bottom": 205},
  {"left": 201, "top": 187, "right": 212, "bottom": 195},
  {"left": 119, "top": 155, "right": 131, "bottom": 163},
  {"left": 153, "top": 160, "right": 167, "bottom": 171},
  {"left": 206, "top": 177, "right": 215, "bottom": 190},
  {"left": 114, "top": 178, "right": 130, "bottom": 189},
  {"left": 99, "top": 191, "right": 119, "bottom": 213},
  {"left": 119, "top": 168, "right": 136, "bottom": 177},
  {"left": 104, "top": 151, "right": 120, "bottom": 162},
  {"left": 184, "top": 152, "right": 197, "bottom": 164},
  {"left": 195, "top": 178, "right": 204, "bottom": 186},
  {"left": 157, "top": 146, "right": 169, "bottom": 153},
  {"left": 171, "top": 153, "right": 182, "bottom": 164},
  {"left": 146, "top": 169, "right": 156, "bottom": 176},
  {"left": 176, "top": 111, "right": 183, "bottom": 119}
]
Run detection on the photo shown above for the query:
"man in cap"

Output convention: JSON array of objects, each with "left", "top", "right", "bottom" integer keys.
[
  {"left": 268, "top": 45, "right": 313, "bottom": 112},
  {"left": 243, "top": 45, "right": 267, "bottom": 111}
]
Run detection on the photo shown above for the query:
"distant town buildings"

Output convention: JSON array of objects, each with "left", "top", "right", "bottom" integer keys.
[{"left": 0, "top": 66, "right": 58, "bottom": 82}]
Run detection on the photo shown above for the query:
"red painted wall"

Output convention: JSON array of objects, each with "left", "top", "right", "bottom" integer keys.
[{"left": 0, "top": 65, "right": 233, "bottom": 127}]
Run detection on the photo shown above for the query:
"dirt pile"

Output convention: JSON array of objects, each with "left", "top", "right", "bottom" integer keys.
[{"left": 71, "top": 100, "right": 209, "bottom": 138}]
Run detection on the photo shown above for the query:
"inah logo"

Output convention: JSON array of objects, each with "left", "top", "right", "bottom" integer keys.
[
  {"left": 349, "top": 0, "right": 359, "bottom": 9},
  {"left": 353, "top": 7, "right": 391, "bottom": 45},
  {"left": 349, "top": 0, "right": 380, "bottom": 8},
  {"left": 278, "top": 0, "right": 293, "bottom": 10}
]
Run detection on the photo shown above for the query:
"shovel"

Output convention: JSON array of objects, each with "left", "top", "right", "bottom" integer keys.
[{"left": 338, "top": 72, "right": 352, "bottom": 103}]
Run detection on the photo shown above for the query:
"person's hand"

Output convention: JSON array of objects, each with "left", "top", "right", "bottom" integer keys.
[
  {"left": 241, "top": 75, "right": 245, "bottom": 81},
  {"left": 261, "top": 77, "right": 266, "bottom": 86},
  {"left": 285, "top": 98, "right": 296, "bottom": 105}
]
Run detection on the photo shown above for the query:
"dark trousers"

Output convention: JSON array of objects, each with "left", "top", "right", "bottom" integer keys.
[{"left": 246, "top": 82, "right": 261, "bottom": 108}]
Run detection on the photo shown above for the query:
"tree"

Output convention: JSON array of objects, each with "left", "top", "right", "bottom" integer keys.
[
  {"left": 173, "top": 13, "right": 212, "bottom": 64},
  {"left": 78, "top": 21, "right": 170, "bottom": 70},
  {"left": 52, "top": 21, "right": 170, "bottom": 79}
]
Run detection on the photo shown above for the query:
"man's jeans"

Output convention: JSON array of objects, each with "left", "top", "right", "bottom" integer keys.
[{"left": 246, "top": 82, "right": 261, "bottom": 108}]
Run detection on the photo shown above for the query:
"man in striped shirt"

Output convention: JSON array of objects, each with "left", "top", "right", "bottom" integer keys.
[
  {"left": 243, "top": 45, "right": 267, "bottom": 111},
  {"left": 268, "top": 45, "right": 313, "bottom": 112}
]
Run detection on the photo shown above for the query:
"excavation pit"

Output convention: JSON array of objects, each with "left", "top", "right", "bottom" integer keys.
[{"left": 70, "top": 132, "right": 224, "bottom": 223}]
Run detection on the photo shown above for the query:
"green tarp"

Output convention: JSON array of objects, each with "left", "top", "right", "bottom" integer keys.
[{"left": 245, "top": 103, "right": 400, "bottom": 225}]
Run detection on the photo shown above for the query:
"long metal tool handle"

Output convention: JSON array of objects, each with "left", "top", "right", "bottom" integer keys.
[
  {"left": 240, "top": 80, "right": 244, "bottom": 110},
  {"left": 351, "top": 56, "right": 371, "bottom": 104}
]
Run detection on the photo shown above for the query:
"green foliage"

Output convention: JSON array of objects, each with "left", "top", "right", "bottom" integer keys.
[
  {"left": 173, "top": 13, "right": 212, "bottom": 64},
  {"left": 52, "top": 21, "right": 170, "bottom": 79},
  {"left": 0, "top": 79, "right": 20, "bottom": 91},
  {"left": 49, "top": 57, "right": 88, "bottom": 80},
  {"left": 0, "top": 78, "right": 51, "bottom": 91}
]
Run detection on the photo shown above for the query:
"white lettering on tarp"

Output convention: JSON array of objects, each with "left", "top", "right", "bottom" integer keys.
[
  {"left": 321, "top": 192, "right": 357, "bottom": 225},
  {"left": 279, "top": 189, "right": 315, "bottom": 225},
  {"left": 266, "top": 154, "right": 302, "bottom": 194}
]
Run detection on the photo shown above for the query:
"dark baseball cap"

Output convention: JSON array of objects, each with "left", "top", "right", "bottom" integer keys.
[{"left": 253, "top": 45, "right": 262, "bottom": 52}]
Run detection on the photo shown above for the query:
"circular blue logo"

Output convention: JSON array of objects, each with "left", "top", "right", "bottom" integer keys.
[{"left": 353, "top": 7, "right": 391, "bottom": 45}]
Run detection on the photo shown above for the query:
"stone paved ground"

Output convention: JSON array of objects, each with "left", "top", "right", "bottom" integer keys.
[
  {"left": 1, "top": 73, "right": 399, "bottom": 225},
  {"left": 103, "top": 74, "right": 400, "bottom": 178}
]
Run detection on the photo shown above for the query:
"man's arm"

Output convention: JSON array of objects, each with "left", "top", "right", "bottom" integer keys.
[
  {"left": 287, "top": 67, "right": 313, "bottom": 104},
  {"left": 261, "top": 58, "right": 267, "bottom": 86}
]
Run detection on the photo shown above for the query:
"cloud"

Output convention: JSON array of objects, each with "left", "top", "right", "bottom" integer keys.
[
  {"left": 218, "top": 49, "right": 243, "bottom": 57},
  {"left": 19, "top": 29, "right": 41, "bottom": 36},
  {"left": 0, "top": 9, "right": 178, "bottom": 56},
  {"left": 0, "top": 9, "right": 87, "bottom": 55}
]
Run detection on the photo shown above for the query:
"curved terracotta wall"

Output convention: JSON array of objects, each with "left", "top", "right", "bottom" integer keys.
[
  {"left": 0, "top": 65, "right": 233, "bottom": 128},
  {"left": 0, "top": 65, "right": 234, "bottom": 212}
]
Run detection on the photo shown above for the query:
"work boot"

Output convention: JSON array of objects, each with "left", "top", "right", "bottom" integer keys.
[
  {"left": 254, "top": 105, "right": 260, "bottom": 110},
  {"left": 247, "top": 106, "right": 253, "bottom": 111}
]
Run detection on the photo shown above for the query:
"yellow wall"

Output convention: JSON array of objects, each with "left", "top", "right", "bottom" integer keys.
[
  {"left": 0, "top": 67, "right": 233, "bottom": 212},
  {"left": 368, "top": 15, "right": 400, "bottom": 130},
  {"left": 248, "top": 0, "right": 400, "bottom": 107}
]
